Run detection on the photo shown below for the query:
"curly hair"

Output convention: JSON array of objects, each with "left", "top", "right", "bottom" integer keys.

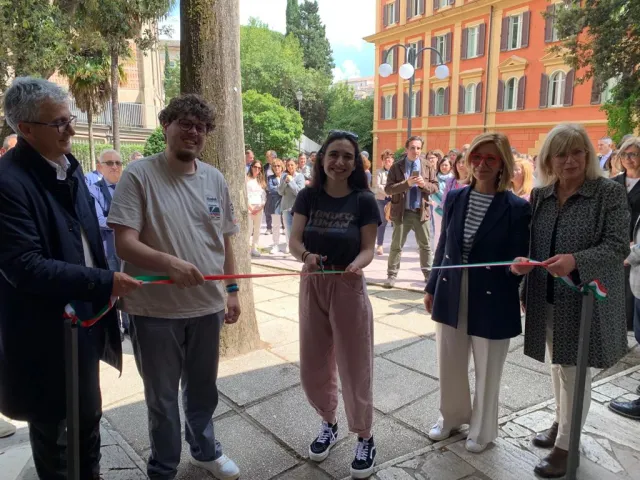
[{"left": 158, "top": 94, "right": 215, "bottom": 132}]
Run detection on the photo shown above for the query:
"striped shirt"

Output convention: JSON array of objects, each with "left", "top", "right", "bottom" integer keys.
[{"left": 462, "top": 190, "right": 494, "bottom": 263}]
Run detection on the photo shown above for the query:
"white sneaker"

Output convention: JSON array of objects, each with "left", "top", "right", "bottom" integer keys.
[
  {"left": 270, "top": 245, "right": 280, "bottom": 255},
  {"left": 190, "top": 455, "right": 240, "bottom": 480},
  {"left": 465, "top": 438, "right": 487, "bottom": 453},
  {"left": 284, "top": 245, "right": 290, "bottom": 254},
  {"left": 0, "top": 418, "right": 16, "bottom": 438},
  {"left": 428, "top": 424, "right": 452, "bottom": 441},
  {"left": 251, "top": 248, "right": 261, "bottom": 257}
]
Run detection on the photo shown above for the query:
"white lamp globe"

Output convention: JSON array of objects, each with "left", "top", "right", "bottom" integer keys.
[
  {"left": 378, "top": 63, "right": 393, "bottom": 78},
  {"left": 435, "top": 64, "right": 450, "bottom": 80},
  {"left": 399, "top": 63, "right": 415, "bottom": 80}
]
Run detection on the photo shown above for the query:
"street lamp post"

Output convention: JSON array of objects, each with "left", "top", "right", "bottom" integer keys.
[
  {"left": 378, "top": 45, "right": 450, "bottom": 138},
  {"left": 296, "top": 89, "right": 303, "bottom": 153}
]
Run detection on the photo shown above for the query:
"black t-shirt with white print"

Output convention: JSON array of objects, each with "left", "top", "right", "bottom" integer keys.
[{"left": 292, "top": 188, "right": 381, "bottom": 266}]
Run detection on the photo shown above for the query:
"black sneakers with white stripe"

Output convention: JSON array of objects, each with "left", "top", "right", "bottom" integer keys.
[
  {"left": 350, "top": 436, "right": 376, "bottom": 478},
  {"left": 308, "top": 421, "right": 338, "bottom": 462}
]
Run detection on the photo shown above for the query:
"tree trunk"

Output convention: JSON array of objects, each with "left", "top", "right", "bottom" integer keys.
[
  {"left": 110, "top": 46, "right": 121, "bottom": 152},
  {"left": 181, "top": 0, "right": 262, "bottom": 357},
  {"left": 88, "top": 109, "right": 96, "bottom": 171}
]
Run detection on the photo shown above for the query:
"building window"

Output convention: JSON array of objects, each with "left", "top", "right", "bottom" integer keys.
[
  {"left": 411, "top": 0, "right": 424, "bottom": 16},
  {"left": 384, "top": 95, "right": 393, "bottom": 119},
  {"left": 466, "top": 26, "right": 479, "bottom": 59},
  {"left": 411, "top": 92, "right": 418, "bottom": 117},
  {"left": 387, "top": 49, "right": 395, "bottom": 71},
  {"left": 602, "top": 77, "right": 618, "bottom": 103},
  {"left": 548, "top": 71, "right": 566, "bottom": 107},
  {"left": 435, "top": 88, "right": 446, "bottom": 115},
  {"left": 438, "top": 0, "right": 448, "bottom": 8},
  {"left": 409, "top": 42, "right": 419, "bottom": 67},
  {"left": 464, "top": 84, "right": 476, "bottom": 114},
  {"left": 435, "top": 35, "right": 447, "bottom": 66},
  {"left": 504, "top": 77, "right": 518, "bottom": 111},
  {"left": 385, "top": 3, "right": 396, "bottom": 25},
  {"left": 508, "top": 15, "right": 522, "bottom": 50}
]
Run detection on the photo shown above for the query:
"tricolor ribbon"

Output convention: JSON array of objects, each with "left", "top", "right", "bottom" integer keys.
[{"left": 63, "top": 260, "right": 607, "bottom": 327}]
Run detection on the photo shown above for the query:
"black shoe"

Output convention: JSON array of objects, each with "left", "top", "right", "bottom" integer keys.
[
  {"left": 265, "top": 229, "right": 272, "bottom": 235},
  {"left": 608, "top": 397, "right": 640, "bottom": 420},
  {"left": 308, "top": 421, "right": 338, "bottom": 462},
  {"left": 636, "top": 384, "right": 640, "bottom": 395},
  {"left": 350, "top": 436, "right": 376, "bottom": 479}
]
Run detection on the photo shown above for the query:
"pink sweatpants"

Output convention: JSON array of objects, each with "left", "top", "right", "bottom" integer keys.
[{"left": 299, "top": 273, "right": 374, "bottom": 438}]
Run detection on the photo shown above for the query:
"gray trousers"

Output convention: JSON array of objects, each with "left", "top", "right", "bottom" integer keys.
[
  {"left": 387, "top": 210, "right": 433, "bottom": 280},
  {"left": 130, "top": 312, "right": 225, "bottom": 480}
]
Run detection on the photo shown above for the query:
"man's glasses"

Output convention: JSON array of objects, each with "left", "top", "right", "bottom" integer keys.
[
  {"left": 27, "top": 115, "right": 77, "bottom": 134},
  {"left": 469, "top": 153, "right": 501, "bottom": 167},
  {"left": 178, "top": 119, "right": 208, "bottom": 135},
  {"left": 101, "top": 161, "right": 123, "bottom": 168},
  {"left": 328, "top": 130, "right": 359, "bottom": 141}
]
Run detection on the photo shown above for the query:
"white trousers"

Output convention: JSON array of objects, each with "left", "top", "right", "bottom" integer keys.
[
  {"left": 249, "top": 210, "right": 263, "bottom": 249},
  {"left": 271, "top": 214, "right": 282, "bottom": 246},
  {"left": 436, "top": 271, "right": 510, "bottom": 445},
  {"left": 545, "top": 306, "right": 591, "bottom": 451}
]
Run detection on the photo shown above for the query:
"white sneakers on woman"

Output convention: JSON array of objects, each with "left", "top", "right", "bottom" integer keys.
[
  {"left": 464, "top": 438, "right": 488, "bottom": 453},
  {"left": 190, "top": 455, "right": 240, "bottom": 480},
  {"left": 0, "top": 418, "right": 16, "bottom": 438},
  {"left": 428, "top": 424, "right": 487, "bottom": 453}
]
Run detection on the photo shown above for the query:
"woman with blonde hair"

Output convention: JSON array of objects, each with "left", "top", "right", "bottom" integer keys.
[
  {"left": 246, "top": 160, "right": 267, "bottom": 256},
  {"left": 512, "top": 123, "right": 628, "bottom": 478},
  {"left": 362, "top": 155, "right": 372, "bottom": 187},
  {"left": 266, "top": 158, "right": 285, "bottom": 254},
  {"left": 512, "top": 157, "right": 534, "bottom": 201},
  {"left": 424, "top": 133, "right": 531, "bottom": 453}
]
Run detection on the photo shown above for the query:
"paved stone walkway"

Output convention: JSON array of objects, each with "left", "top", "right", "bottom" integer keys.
[{"left": 3, "top": 262, "right": 640, "bottom": 480}]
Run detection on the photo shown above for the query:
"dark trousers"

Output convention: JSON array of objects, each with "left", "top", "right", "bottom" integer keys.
[
  {"left": 626, "top": 265, "right": 634, "bottom": 331},
  {"left": 634, "top": 297, "right": 640, "bottom": 346},
  {"left": 130, "top": 312, "right": 224, "bottom": 480},
  {"left": 28, "top": 328, "right": 103, "bottom": 480}
]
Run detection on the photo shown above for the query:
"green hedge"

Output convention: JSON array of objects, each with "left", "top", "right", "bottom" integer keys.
[{"left": 71, "top": 143, "right": 146, "bottom": 173}]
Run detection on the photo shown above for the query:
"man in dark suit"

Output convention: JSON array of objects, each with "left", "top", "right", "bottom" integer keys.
[
  {"left": 384, "top": 136, "right": 439, "bottom": 288},
  {"left": 0, "top": 77, "right": 141, "bottom": 479}
]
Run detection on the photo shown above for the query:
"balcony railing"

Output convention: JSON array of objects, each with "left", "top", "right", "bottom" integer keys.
[{"left": 70, "top": 99, "right": 143, "bottom": 128}]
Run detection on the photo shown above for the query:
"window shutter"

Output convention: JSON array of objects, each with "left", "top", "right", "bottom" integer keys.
[
  {"left": 539, "top": 73, "right": 549, "bottom": 108},
  {"left": 563, "top": 69, "right": 575, "bottom": 106},
  {"left": 461, "top": 28, "right": 468, "bottom": 60},
  {"left": 403, "top": 92, "right": 409, "bottom": 117},
  {"left": 429, "top": 90, "right": 435, "bottom": 116},
  {"left": 517, "top": 75, "right": 526, "bottom": 110},
  {"left": 395, "top": 0, "right": 400, "bottom": 22},
  {"left": 382, "top": 48, "right": 388, "bottom": 65},
  {"left": 477, "top": 23, "right": 486, "bottom": 57},
  {"left": 433, "top": 0, "right": 439, "bottom": 12},
  {"left": 416, "top": 90, "right": 422, "bottom": 116},
  {"left": 383, "top": 5, "right": 388, "bottom": 27},
  {"left": 497, "top": 80, "right": 505, "bottom": 111},
  {"left": 544, "top": 5, "right": 555, "bottom": 43},
  {"left": 407, "top": 0, "right": 412, "bottom": 19},
  {"left": 448, "top": 0, "right": 455, "bottom": 5},
  {"left": 521, "top": 11, "right": 531, "bottom": 48},
  {"left": 430, "top": 37, "right": 438, "bottom": 65},
  {"left": 475, "top": 82, "right": 483, "bottom": 113},
  {"left": 392, "top": 51, "right": 398, "bottom": 73},
  {"left": 500, "top": 17, "right": 509, "bottom": 51},
  {"left": 420, "top": 0, "right": 425, "bottom": 14},
  {"left": 590, "top": 79, "right": 602, "bottom": 105},
  {"left": 458, "top": 85, "right": 465, "bottom": 114},
  {"left": 417, "top": 40, "right": 424, "bottom": 68},
  {"left": 392, "top": 94, "right": 398, "bottom": 118},
  {"left": 444, "top": 86, "right": 450, "bottom": 115},
  {"left": 445, "top": 33, "right": 452, "bottom": 63},
  {"left": 380, "top": 96, "right": 386, "bottom": 119}
]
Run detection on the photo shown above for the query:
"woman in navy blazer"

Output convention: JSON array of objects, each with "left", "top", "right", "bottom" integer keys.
[{"left": 424, "top": 133, "right": 531, "bottom": 453}]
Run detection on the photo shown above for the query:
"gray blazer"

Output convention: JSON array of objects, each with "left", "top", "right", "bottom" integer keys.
[
  {"left": 524, "top": 177, "right": 630, "bottom": 368},
  {"left": 277, "top": 172, "right": 305, "bottom": 211},
  {"left": 627, "top": 216, "right": 640, "bottom": 298}
]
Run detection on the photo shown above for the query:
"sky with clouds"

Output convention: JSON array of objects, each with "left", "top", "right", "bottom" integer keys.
[{"left": 160, "top": 0, "right": 376, "bottom": 82}]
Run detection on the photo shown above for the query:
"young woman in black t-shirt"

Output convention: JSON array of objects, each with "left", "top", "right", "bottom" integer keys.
[{"left": 290, "top": 131, "right": 381, "bottom": 479}]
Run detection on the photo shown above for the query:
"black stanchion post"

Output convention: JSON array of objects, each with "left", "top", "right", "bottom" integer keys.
[
  {"left": 566, "top": 290, "right": 594, "bottom": 480},
  {"left": 64, "top": 318, "right": 80, "bottom": 480}
]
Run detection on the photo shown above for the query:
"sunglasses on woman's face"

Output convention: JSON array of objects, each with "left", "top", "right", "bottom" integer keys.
[
  {"left": 252, "top": 165, "right": 262, "bottom": 170},
  {"left": 469, "top": 153, "right": 501, "bottom": 167}
]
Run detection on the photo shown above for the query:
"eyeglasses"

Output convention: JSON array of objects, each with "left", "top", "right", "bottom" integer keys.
[
  {"left": 101, "top": 161, "right": 123, "bottom": 168},
  {"left": 553, "top": 149, "right": 586, "bottom": 162},
  {"left": 177, "top": 119, "right": 208, "bottom": 135},
  {"left": 251, "top": 165, "right": 262, "bottom": 170},
  {"left": 621, "top": 151, "right": 640, "bottom": 160},
  {"left": 469, "top": 153, "right": 501, "bottom": 167},
  {"left": 26, "top": 115, "right": 77, "bottom": 134},
  {"left": 328, "top": 129, "right": 359, "bottom": 141}
]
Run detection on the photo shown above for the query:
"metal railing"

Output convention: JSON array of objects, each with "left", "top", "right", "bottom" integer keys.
[{"left": 70, "top": 99, "right": 143, "bottom": 128}]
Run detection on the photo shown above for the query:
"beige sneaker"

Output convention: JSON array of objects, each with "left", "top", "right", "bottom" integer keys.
[
  {"left": 376, "top": 246, "right": 383, "bottom": 256},
  {"left": 0, "top": 418, "right": 16, "bottom": 438}
]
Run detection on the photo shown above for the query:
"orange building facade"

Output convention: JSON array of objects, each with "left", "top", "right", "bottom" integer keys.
[{"left": 365, "top": 0, "right": 612, "bottom": 166}]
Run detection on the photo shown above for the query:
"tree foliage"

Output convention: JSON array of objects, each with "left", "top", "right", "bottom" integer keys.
[
  {"left": 290, "top": 0, "right": 334, "bottom": 77},
  {"left": 143, "top": 126, "right": 166, "bottom": 156},
  {"left": 554, "top": 0, "right": 640, "bottom": 139},
  {"left": 325, "top": 83, "right": 374, "bottom": 153},
  {"left": 242, "top": 90, "right": 303, "bottom": 158},
  {"left": 164, "top": 58, "right": 180, "bottom": 104},
  {"left": 285, "top": 0, "right": 300, "bottom": 37}
]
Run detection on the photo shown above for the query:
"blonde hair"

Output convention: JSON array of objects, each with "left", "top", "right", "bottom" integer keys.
[
  {"left": 362, "top": 156, "right": 371, "bottom": 171},
  {"left": 513, "top": 158, "right": 534, "bottom": 198},
  {"left": 537, "top": 123, "right": 603, "bottom": 186},
  {"left": 465, "top": 133, "right": 515, "bottom": 192},
  {"left": 271, "top": 158, "right": 284, "bottom": 174}
]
